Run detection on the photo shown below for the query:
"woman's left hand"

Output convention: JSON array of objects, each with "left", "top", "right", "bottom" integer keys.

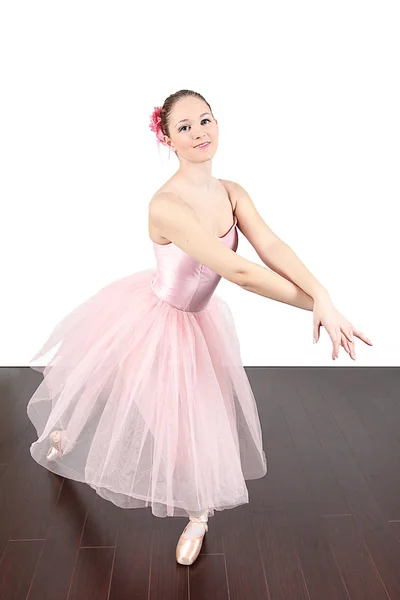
[{"left": 312, "top": 294, "right": 373, "bottom": 361}]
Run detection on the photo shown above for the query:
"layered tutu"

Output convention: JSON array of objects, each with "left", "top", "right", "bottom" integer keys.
[{"left": 27, "top": 268, "right": 267, "bottom": 518}]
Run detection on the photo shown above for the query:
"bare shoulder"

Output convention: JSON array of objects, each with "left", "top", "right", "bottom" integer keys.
[
  {"left": 218, "top": 178, "right": 238, "bottom": 190},
  {"left": 149, "top": 190, "right": 194, "bottom": 222},
  {"left": 219, "top": 179, "right": 282, "bottom": 251},
  {"left": 218, "top": 179, "right": 239, "bottom": 210},
  {"left": 219, "top": 178, "right": 257, "bottom": 213}
]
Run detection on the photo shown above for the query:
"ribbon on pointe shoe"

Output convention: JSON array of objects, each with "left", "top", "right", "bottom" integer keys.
[{"left": 188, "top": 517, "right": 208, "bottom": 532}]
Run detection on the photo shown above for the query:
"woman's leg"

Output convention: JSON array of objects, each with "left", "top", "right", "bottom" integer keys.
[{"left": 184, "top": 508, "right": 209, "bottom": 538}]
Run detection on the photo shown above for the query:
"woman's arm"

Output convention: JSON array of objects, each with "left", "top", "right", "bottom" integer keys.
[
  {"left": 241, "top": 261, "right": 315, "bottom": 311},
  {"left": 149, "top": 193, "right": 315, "bottom": 311},
  {"left": 227, "top": 180, "right": 330, "bottom": 302},
  {"left": 251, "top": 239, "right": 330, "bottom": 302},
  {"left": 241, "top": 260, "right": 315, "bottom": 311},
  {"left": 221, "top": 181, "right": 372, "bottom": 359}
]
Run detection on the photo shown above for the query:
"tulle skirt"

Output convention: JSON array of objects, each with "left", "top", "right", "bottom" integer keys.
[{"left": 27, "top": 268, "right": 267, "bottom": 519}]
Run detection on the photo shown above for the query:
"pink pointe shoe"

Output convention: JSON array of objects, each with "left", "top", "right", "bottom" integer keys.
[
  {"left": 176, "top": 517, "right": 209, "bottom": 565},
  {"left": 46, "top": 430, "right": 64, "bottom": 461}
]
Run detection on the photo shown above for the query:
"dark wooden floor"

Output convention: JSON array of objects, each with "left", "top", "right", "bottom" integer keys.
[{"left": 0, "top": 367, "right": 399, "bottom": 600}]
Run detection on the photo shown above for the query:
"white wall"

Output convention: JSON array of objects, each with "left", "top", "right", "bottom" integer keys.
[{"left": 1, "top": 0, "right": 398, "bottom": 367}]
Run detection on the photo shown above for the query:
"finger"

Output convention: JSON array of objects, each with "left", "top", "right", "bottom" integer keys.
[
  {"left": 341, "top": 333, "right": 350, "bottom": 353},
  {"left": 313, "top": 321, "right": 319, "bottom": 344},
  {"left": 313, "top": 320, "right": 321, "bottom": 343},
  {"left": 352, "top": 328, "right": 373, "bottom": 346},
  {"left": 341, "top": 326, "right": 354, "bottom": 344},
  {"left": 342, "top": 333, "right": 356, "bottom": 360},
  {"left": 335, "top": 328, "right": 341, "bottom": 359},
  {"left": 328, "top": 328, "right": 341, "bottom": 360}
]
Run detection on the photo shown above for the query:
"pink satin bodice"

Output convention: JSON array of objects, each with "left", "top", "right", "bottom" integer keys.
[{"left": 151, "top": 216, "right": 238, "bottom": 313}]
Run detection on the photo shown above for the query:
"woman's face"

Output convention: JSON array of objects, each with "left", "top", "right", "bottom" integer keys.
[{"left": 165, "top": 96, "right": 219, "bottom": 160}]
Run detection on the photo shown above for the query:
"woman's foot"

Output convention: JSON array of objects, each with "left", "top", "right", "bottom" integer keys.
[
  {"left": 46, "top": 430, "right": 64, "bottom": 461},
  {"left": 176, "top": 517, "right": 208, "bottom": 566}
]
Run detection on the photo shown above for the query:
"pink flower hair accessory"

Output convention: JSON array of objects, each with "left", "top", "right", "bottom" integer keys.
[{"left": 149, "top": 106, "right": 166, "bottom": 145}]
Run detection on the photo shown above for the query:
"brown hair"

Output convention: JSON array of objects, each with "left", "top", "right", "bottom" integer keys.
[{"left": 160, "top": 90, "right": 214, "bottom": 153}]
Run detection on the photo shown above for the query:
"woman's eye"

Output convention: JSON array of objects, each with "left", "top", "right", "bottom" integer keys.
[{"left": 179, "top": 118, "right": 210, "bottom": 132}]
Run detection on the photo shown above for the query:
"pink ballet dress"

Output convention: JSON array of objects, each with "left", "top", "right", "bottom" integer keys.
[{"left": 27, "top": 204, "right": 267, "bottom": 519}]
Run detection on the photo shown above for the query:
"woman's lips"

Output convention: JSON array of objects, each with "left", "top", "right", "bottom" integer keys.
[{"left": 195, "top": 142, "right": 210, "bottom": 149}]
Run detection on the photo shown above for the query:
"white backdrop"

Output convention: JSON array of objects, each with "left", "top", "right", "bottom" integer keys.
[{"left": 1, "top": 0, "right": 398, "bottom": 366}]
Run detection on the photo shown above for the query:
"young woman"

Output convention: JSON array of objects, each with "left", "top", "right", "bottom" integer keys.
[{"left": 27, "top": 89, "right": 372, "bottom": 566}]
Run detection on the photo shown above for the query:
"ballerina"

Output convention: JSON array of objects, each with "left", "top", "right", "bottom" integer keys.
[{"left": 27, "top": 89, "right": 372, "bottom": 567}]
